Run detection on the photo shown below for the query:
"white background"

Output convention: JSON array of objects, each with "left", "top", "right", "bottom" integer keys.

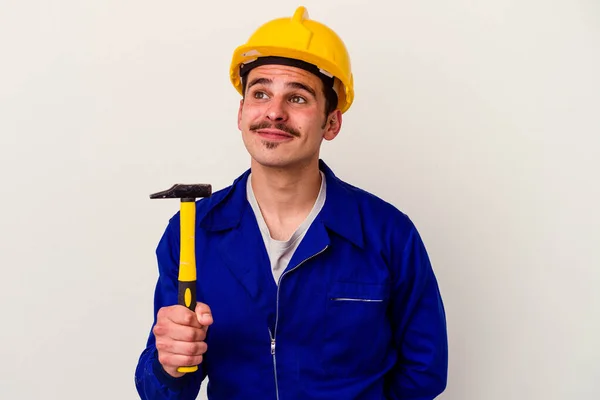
[{"left": 1, "top": 0, "right": 599, "bottom": 399}]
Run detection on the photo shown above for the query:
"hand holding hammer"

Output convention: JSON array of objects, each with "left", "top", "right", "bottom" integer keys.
[{"left": 150, "top": 183, "right": 212, "bottom": 377}]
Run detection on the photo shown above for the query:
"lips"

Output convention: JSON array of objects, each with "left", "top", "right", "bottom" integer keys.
[{"left": 255, "top": 128, "right": 294, "bottom": 141}]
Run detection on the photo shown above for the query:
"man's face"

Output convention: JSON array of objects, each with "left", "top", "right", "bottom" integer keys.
[{"left": 237, "top": 64, "right": 342, "bottom": 170}]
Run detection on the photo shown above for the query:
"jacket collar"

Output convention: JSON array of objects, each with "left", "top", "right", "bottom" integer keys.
[{"left": 198, "top": 159, "right": 365, "bottom": 249}]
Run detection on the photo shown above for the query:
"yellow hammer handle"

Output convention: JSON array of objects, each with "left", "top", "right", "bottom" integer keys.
[{"left": 178, "top": 200, "right": 198, "bottom": 374}]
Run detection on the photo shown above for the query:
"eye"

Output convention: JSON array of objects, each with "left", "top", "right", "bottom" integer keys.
[
  {"left": 253, "top": 91, "right": 269, "bottom": 99},
  {"left": 290, "top": 95, "right": 307, "bottom": 104}
]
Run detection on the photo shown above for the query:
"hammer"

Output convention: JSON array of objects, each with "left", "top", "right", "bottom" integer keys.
[{"left": 150, "top": 183, "right": 212, "bottom": 373}]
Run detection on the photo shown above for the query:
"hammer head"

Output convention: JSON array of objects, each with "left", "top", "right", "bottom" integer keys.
[{"left": 150, "top": 183, "right": 212, "bottom": 201}]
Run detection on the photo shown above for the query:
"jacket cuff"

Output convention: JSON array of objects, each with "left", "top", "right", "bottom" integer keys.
[{"left": 151, "top": 351, "right": 192, "bottom": 391}]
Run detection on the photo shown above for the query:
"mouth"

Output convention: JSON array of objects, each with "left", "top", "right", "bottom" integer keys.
[{"left": 254, "top": 128, "right": 295, "bottom": 141}]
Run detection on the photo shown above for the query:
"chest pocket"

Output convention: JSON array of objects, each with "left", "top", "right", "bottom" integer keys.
[
  {"left": 322, "top": 281, "right": 392, "bottom": 378},
  {"left": 329, "top": 281, "right": 387, "bottom": 303}
]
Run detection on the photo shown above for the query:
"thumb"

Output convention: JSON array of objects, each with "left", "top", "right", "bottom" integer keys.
[{"left": 195, "top": 302, "right": 213, "bottom": 326}]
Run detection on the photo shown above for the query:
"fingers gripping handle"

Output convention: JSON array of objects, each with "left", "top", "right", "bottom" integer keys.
[
  {"left": 177, "top": 281, "right": 198, "bottom": 373},
  {"left": 178, "top": 200, "right": 199, "bottom": 374}
]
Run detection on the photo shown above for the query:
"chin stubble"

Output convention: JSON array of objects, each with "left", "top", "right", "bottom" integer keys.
[{"left": 262, "top": 141, "right": 280, "bottom": 150}]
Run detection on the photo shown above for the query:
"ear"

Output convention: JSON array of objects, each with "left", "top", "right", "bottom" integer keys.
[
  {"left": 323, "top": 109, "right": 342, "bottom": 141},
  {"left": 237, "top": 99, "right": 244, "bottom": 131}
]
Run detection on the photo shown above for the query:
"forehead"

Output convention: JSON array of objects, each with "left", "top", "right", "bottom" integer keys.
[{"left": 246, "top": 64, "right": 323, "bottom": 91}]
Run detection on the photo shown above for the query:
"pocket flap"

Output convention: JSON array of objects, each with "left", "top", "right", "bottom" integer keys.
[{"left": 328, "top": 282, "right": 388, "bottom": 302}]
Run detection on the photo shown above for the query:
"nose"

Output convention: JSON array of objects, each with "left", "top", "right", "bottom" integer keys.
[{"left": 265, "top": 97, "right": 288, "bottom": 122}]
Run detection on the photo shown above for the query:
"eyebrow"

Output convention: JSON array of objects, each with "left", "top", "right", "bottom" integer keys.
[
  {"left": 286, "top": 81, "right": 317, "bottom": 98},
  {"left": 247, "top": 77, "right": 272, "bottom": 90},
  {"left": 246, "top": 77, "right": 317, "bottom": 98}
]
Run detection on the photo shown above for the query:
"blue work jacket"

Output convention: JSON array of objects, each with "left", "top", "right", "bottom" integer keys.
[{"left": 135, "top": 160, "right": 448, "bottom": 400}]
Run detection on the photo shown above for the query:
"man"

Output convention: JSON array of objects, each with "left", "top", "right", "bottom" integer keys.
[{"left": 135, "top": 6, "right": 448, "bottom": 400}]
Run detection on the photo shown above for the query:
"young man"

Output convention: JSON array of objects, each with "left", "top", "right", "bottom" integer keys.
[{"left": 135, "top": 7, "right": 448, "bottom": 400}]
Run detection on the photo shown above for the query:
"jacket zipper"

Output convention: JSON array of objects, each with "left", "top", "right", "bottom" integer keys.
[
  {"left": 269, "top": 245, "right": 329, "bottom": 400},
  {"left": 268, "top": 328, "right": 278, "bottom": 400}
]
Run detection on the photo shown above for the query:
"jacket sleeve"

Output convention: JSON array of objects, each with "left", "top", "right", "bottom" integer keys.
[
  {"left": 134, "top": 216, "right": 205, "bottom": 400},
  {"left": 385, "top": 221, "right": 448, "bottom": 400}
]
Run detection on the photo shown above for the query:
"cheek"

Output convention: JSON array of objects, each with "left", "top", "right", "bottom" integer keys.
[
  {"left": 240, "top": 105, "right": 261, "bottom": 125},
  {"left": 302, "top": 119, "right": 326, "bottom": 141}
]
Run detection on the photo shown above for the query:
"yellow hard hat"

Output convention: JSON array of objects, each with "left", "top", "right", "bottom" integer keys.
[{"left": 230, "top": 6, "right": 354, "bottom": 113}]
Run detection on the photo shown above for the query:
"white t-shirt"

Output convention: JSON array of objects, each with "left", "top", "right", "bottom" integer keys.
[{"left": 246, "top": 172, "right": 326, "bottom": 285}]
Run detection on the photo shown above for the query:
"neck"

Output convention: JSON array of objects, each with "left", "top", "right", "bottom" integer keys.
[{"left": 250, "top": 159, "right": 322, "bottom": 223}]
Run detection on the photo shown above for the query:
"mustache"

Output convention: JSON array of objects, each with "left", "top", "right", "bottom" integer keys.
[{"left": 249, "top": 121, "right": 300, "bottom": 138}]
